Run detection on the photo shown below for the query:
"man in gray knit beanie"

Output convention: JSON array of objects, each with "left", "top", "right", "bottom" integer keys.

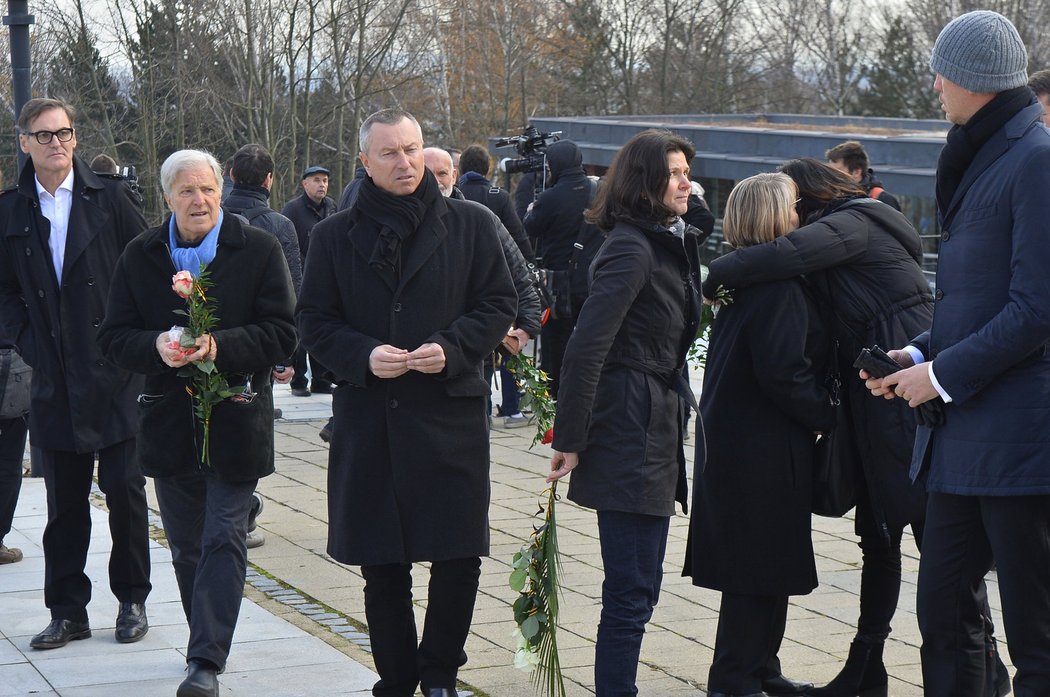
[{"left": 864, "top": 9, "right": 1050, "bottom": 697}]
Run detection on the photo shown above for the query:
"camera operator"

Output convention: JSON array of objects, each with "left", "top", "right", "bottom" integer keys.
[{"left": 523, "top": 139, "right": 597, "bottom": 397}]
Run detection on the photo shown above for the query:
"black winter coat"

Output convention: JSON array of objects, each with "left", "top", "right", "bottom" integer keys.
[
  {"left": 685, "top": 279, "right": 835, "bottom": 595},
  {"left": 97, "top": 216, "right": 297, "bottom": 481},
  {"left": 280, "top": 192, "right": 336, "bottom": 266},
  {"left": 702, "top": 199, "right": 934, "bottom": 539},
  {"left": 225, "top": 185, "right": 302, "bottom": 296},
  {"left": 0, "top": 155, "right": 147, "bottom": 453},
  {"left": 296, "top": 193, "right": 516, "bottom": 566},
  {"left": 553, "top": 221, "right": 702, "bottom": 516},
  {"left": 451, "top": 188, "right": 542, "bottom": 339},
  {"left": 459, "top": 177, "right": 535, "bottom": 262}
]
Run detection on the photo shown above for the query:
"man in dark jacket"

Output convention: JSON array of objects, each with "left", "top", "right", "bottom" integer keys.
[
  {"left": 457, "top": 144, "right": 534, "bottom": 263},
  {"left": 0, "top": 98, "right": 151, "bottom": 649},
  {"left": 424, "top": 146, "right": 543, "bottom": 428},
  {"left": 281, "top": 166, "right": 337, "bottom": 397},
  {"left": 225, "top": 144, "right": 303, "bottom": 297},
  {"left": 867, "top": 12, "right": 1050, "bottom": 696},
  {"left": 297, "top": 108, "right": 515, "bottom": 697},
  {"left": 523, "top": 139, "right": 596, "bottom": 396},
  {"left": 826, "top": 140, "right": 902, "bottom": 211}
]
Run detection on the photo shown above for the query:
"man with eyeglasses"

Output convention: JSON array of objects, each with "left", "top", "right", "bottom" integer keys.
[{"left": 0, "top": 98, "right": 152, "bottom": 650}]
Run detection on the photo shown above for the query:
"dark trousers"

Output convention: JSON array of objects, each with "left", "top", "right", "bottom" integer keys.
[
  {"left": 595, "top": 510, "right": 670, "bottom": 697},
  {"left": 38, "top": 440, "right": 151, "bottom": 622},
  {"left": 708, "top": 592, "right": 788, "bottom": 694},
  {"left": 0, "top": 415, "right": 28, "bottom": 544},
  {"left": 540, "top": 315, "right": 575, "bottom": 398},
  {"left": 855, "top": 500, "right": 924, "bottom": 641},
  {"left": 361, "top": 557, "right": 481, "bottom": 696},
  {"left": 918, "top": 492, "right": 1050, "bottom": 697},
  {"left": 154, "top": 471, "right": 257, "bottom": 670},
  {"left": 291, "top": 345, "right": 332, "bottom": 390}
]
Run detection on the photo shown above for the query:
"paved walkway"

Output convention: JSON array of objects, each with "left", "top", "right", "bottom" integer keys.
[{"left": 0, "top": 382, "right": 1011, "bottom": 696}]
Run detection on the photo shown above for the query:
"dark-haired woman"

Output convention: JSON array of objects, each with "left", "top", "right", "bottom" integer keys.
[
  {"left": 546, "top": 129, "right": 702, "bottom": 696},
  {"left": 702, "top": 158, "right": 1006, "bottom": 697}
]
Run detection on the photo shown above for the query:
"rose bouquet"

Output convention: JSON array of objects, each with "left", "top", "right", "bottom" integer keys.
[
  {"left": 170, "top": 268, "right": 240, "bottom": 466},
  {"left": 505, "top": 352, "right": 564, "bottom": 697}
]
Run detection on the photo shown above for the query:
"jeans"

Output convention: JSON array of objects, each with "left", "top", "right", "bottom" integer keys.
[
  {"left": 154, "top": 471, "right": 257, "bottom": 670},
  {"left": 595, "top": 510, "right": 671, "bottom": 697}
]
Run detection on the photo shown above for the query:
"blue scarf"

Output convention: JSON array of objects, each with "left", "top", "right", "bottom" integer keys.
[{"left": 169, "top": 209, "right": 223, "bottom": 275}]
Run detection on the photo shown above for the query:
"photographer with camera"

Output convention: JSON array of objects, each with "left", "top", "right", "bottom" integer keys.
[{"left": 523, "top": 139, "right": 598, "bottom": 397}]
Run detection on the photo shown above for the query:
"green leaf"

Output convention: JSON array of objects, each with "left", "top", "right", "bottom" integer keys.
[
  {"left": 198, "top": 360, "right": 216, "bottom": 374},
  {"left": 521, "top": 614, "right": 540, "bottom": 640},
  {"left": 509, "top": 568, "right": 527, "bottom": 593}
]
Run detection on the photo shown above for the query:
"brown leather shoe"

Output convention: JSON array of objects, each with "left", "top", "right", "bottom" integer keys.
[
  {"left": 30, "top": 619, "right": 91, "bottom": 649},
  {"left": 0, "top": 544, "right": 22, "bottom": 564}
]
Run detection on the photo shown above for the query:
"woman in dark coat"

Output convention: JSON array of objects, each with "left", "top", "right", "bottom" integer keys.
[
  {"left": 702, "top": 159, "right": 1005, "bottom": 697},
  {"left": 547, "top": 129, "right": 702, "bottom": 696},
  {"left": 98, "top": 149, "right": 297, "bottom": 697},
  {"left": 685, "top": 173, "right": 835, "bottom": 697}
]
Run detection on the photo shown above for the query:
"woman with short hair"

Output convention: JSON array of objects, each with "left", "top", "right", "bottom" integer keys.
[{"left": 685, "top": 172, "right": 836, "bottom": 697}]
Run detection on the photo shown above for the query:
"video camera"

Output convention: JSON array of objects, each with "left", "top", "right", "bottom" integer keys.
[{"left": 495, "top": 125, "right": 561, "bottom": 175}]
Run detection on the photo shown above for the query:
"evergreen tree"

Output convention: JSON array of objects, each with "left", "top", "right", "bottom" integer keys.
[{"left": 857, "top": 14, "right": 941, "bottom": 119}]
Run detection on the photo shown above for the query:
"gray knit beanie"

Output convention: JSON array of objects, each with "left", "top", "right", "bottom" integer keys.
[{"left": 929, "top": 11, "right": 1028, "bottom": 93}]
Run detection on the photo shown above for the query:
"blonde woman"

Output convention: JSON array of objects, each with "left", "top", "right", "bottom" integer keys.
[{"left": 684, "top": 173, "right": 834, "bottom": 697}]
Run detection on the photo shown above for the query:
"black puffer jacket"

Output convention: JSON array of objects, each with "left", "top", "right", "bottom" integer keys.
[{"left": 703, "top": 198, "right": 934, "bottom": 541}]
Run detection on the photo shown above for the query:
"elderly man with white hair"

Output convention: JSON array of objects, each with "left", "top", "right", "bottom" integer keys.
[{"left": 99, "top": 149, "right": 297, "bottom": 697}]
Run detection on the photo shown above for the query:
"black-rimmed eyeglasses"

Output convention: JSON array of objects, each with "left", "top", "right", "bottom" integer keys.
[{"left": 23, "top": 128, "right": 75, "bottom": 145}]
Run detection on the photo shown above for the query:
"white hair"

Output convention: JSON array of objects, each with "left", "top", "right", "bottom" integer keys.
[
  {"left": 358, "top": 108, "right": 420, "bottom": 154},
  {"left": 160, "top": 149, "right": 223, "bottom": 196}
]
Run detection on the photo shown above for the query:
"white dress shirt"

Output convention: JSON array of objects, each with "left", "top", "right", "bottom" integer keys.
[{"left": 35, "top": 168, "right": 75, "bottom": 283}]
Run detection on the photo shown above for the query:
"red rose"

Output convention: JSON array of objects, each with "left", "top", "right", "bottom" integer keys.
[
  {"left": 541, "top": 428, "right": 554, "bottom": 445},
  {"left": 171, "top": 270, "right": 195, "bottom": 299}
]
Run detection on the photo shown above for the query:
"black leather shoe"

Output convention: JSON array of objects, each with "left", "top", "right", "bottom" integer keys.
[
  {"left": 178, "top": 659, "right": 219, "bottom": 697},
  {"left": 291, "top": 386, "right": 311, "bottom": 397},
  {"left": 115, "top": 602, "right": 149, "bottom": 643},
  {"left": 762, "top": 674, "right": 812, "bottom": 695},
  {"left": 30, "top": 619, "right": 91, "bottom": 649},
  {"left": 708, "top": 692, "right": 769, "bottom": 697},
  {"left": 423, "top": 689, "right": 457, "bottom": 697}
]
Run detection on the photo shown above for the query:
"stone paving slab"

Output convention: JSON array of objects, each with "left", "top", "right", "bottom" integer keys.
[
  {"left": 0, "top": 478, "right": 379, "bottom": 697},
  {"left": 2, "top": 382, "right": 1014, "bottom": 697}
]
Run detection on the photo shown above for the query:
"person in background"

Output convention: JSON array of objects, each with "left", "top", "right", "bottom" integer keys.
[
  {"left": 687, "top": 173, "right": 832, "bottom": 697},
  {"left": 825, "top": 141, "right": 902, "bottom": 211},
  {"left": 281, "top": 165, "right": 337, "bottom": 400},
  {"left": 89, "top": 153, "right": 118, "bottom": 175},
  {"left": 99, "top": 148, "right": 296, "bottom": 697},
  {"left": 0, "top": 97, "right": 151, "bottom": 651},
  {"left": 1028, "top": 68, "right": 1050, "bottom": 127},
  {"left": 547, "top": 129, "right": 702, "bottom": 696}
]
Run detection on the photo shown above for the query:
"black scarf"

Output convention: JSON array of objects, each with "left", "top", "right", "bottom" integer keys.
[
  {"left": 356, "top": 168, "right": 441, "bottom": 274},
  {"left": 936, "top": 86, "right": 1035, "bottom": 214}
]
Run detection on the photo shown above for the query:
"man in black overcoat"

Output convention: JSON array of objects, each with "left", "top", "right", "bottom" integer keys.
[
  {"left": 296, "top": 108, "right": 516, "bottom": 697},
  {"left": 0, "top": 98, "right": 151, "bottom": 649}
]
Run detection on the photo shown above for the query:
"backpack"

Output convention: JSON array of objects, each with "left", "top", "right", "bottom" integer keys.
[{"left": 568, "top": 178, "right": 602, "bottom": 300}]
